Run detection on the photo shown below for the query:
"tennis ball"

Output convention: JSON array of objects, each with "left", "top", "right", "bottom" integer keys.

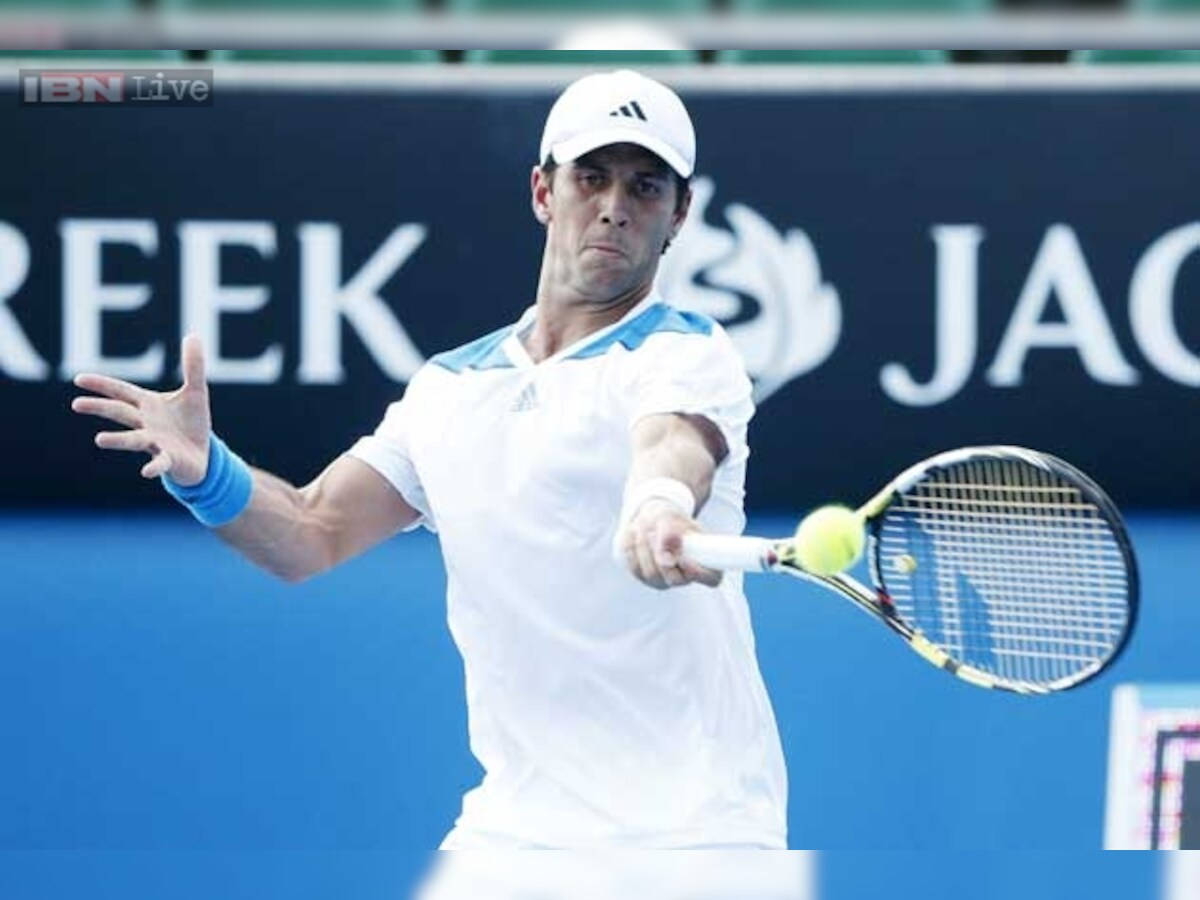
[{"left": 794, "top": 505, "right": 864, "bottom": 576}]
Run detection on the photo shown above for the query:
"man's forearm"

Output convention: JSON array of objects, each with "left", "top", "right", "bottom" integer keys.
[
  {"left": 618, "top": 413, "right": 728, "bottom": 589},
  {"left": 213, "top": 468, "right": 335, "bottom": 583},
  {"left": 627, "top": 413, "right": 726, "bottom": 511},
  {"left": 206, "top": 454, "right": 418, "bottom": 584}
]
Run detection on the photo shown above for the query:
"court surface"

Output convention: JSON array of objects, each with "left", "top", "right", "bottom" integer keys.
[{"left": 1, "top": 512, "right": 1193, "bottom": 893}]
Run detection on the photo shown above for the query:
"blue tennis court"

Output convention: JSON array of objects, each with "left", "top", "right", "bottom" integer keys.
[{"left": 1, "top": 511, "right": 1194, "bottom": 894}]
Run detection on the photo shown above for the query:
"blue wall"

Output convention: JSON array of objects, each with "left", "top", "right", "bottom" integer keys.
[{"left": 1, "top": 511, "right": 1193, "bottom": 895}]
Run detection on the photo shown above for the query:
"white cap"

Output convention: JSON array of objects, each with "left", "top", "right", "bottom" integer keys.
[{"left": 538, "top": 69, "right": 695, "bottom": 178}]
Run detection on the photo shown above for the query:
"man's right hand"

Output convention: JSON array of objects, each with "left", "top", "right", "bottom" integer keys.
[
  {"left": 618, "top": 498, "right": 723, "bottom": 591},
  {"left": 71, "top": 335, "right": 213, "bottom": 485}
]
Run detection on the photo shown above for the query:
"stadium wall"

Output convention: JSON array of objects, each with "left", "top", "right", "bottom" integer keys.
[{"left": 2, "top": 68, "right": 1198, "bottom": 508}]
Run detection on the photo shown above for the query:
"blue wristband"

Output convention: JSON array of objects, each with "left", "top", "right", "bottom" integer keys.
[{"left": 162, "top": 433, "right": 253, "bottom": 527}]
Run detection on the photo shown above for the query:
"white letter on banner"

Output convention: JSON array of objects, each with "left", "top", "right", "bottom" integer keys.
[
  {"left": 178, "top": 221, "right": 281, "bottom": 383},
  {"left": 0, "top": 222, "right": 48, "bottom": 379},
  {"left": 297, "top": 223, "right": 427, "bottom": 384},
  {"left": 987, "top": 224, "right": 1138, "bottom": 387},
  {"left": 60, "top": 219, "right": 163, "bottom": 381},
  {"left": 1130, "top": 222, "right": 1200, "bottom": 386},
  {"left": 880, "top": 225, "right": 984, "bottom": 406}
]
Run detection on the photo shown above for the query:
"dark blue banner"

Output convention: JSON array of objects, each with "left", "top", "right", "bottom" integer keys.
[{"left": 2, "top": 78, "right": 1198, "bottom": 508}]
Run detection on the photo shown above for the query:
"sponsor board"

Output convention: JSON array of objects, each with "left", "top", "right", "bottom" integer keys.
[{"left": 1, "top": 84, "right": 1197, "bottom": 506}]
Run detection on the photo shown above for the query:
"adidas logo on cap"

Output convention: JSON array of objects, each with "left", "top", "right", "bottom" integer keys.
[{"left": 609, "top": 100, "right": 648, "bottom": 121}]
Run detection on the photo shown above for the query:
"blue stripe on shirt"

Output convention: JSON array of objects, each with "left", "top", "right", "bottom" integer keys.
[
  {"left": 428, "top": 304, "right": 712, "bottom": 372},
  {"left": 567, "top": 303, "right": 713, "bottom": 360},
  {"left": 428, "top": 325, "right": 515, "bottom": 373}
]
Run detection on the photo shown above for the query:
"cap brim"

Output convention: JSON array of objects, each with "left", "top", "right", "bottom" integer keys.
[{"left": 549, "top": 125, "right": 693, "bottom": 178}]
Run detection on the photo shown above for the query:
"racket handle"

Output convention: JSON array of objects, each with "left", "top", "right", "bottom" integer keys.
[{"left": 683, "top": 534, "right": 777, "bottom": 572}]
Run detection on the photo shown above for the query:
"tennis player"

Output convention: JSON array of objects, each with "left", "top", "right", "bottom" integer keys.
[{"left": 71, "top": 69, "right": 788, "bottom": 851}]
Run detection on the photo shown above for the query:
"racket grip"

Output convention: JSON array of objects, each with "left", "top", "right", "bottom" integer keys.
[{"left": 682, "top": 534, "right": 776, "bottom": 572}]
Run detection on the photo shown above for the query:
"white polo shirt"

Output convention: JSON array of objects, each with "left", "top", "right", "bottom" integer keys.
[{"left": 348, "top": 292, "right": 787, "bottom": 849}]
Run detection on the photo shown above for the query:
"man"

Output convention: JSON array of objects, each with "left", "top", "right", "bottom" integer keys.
[{"left": 71, "top": 69, "right": 788, "bottom": 850}]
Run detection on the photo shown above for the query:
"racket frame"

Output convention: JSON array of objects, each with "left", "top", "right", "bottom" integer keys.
[{"left": 704, "top": 446, "right": 1140, "bottom": 695}]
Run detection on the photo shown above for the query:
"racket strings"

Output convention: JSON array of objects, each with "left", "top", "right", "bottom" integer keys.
[{"left": 877, "top": 456, "right": 1130, "bottom": 687}]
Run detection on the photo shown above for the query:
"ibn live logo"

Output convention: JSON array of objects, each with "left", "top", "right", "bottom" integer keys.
[{"left": 19, "top": 68, "right": 213, "bottom": 106}]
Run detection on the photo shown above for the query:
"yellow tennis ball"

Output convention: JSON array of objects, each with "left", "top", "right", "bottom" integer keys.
[{"left": 794, "top": 505, "right": 864, "bottom": 576}]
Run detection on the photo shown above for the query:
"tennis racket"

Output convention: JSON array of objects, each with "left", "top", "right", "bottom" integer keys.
[{"left": 684, "top": 446, "right": 1138, "bottom": 694}]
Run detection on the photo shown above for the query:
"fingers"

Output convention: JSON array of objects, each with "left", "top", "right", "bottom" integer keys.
[
  {"left": 649, "top": 520, "right": 688, "bottom": 587},
  {"left": 140, "top": 450, "right": 173, "bottom": 480},
  {"left": 72, "top": 373, "right": 144, "bottom": 405},
  {"left": 94, "top": 429, "right": 153, "bottom": 453},
  {"left": 657, "top": 523, "right": 723, "bottom": 586},
  {"left": 181, "top": 333, "right": 206, "bottom": 390},
  {"left": 87, "top": 423, "right": 177, "bottom": 479},
  {"left": 632, "top": 528, "right": 671, "bottom": 590},
  {"left": 70, "top": 396, "right": 142, "bottom": 429},
  {"left": 620, "top": 508, "right": 714, "bottom": 590},
  {"left": 678, "top": 557, "right": 723, "bottom": 588},
  {"left": 654, "top": 525, "right": 683, "bottom": 569},
  {"left": 619, "top": 526, "right": 667, "bottom": 591}
]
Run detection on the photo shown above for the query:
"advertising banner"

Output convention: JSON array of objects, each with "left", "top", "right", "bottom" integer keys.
[{"left": 2, "top": 75, "right": 1197, "bottom": 507}]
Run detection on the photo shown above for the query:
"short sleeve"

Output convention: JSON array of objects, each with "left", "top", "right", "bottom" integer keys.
[
  {"left": 346, "top": 384, "right": 436, "bottom": 533},
  {"left": 626, "top": 324, "right": 755, "bottom": 468}
]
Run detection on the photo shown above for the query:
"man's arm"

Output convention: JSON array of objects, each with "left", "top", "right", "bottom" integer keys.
[
  {"left": 212, "top": 456, "right": 418, "bottom": 583},
  {"left": 72, "top": 335, "right": 419, "bottom": 584},
  {"left": 617, "top": 412, "right": 727, "bottom": 590}
]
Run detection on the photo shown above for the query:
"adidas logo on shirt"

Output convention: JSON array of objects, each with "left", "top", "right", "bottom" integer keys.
[
  {"left": 510, "top": 382, "right": 538, "bottom": 412},
  {"left": 609, "top": 100, "right": 647, "bottom": 122}
]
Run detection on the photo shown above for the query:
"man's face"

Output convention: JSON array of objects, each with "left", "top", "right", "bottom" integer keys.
[{"left": 531, "top": 143, "right": 691, "bottom": 303}]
